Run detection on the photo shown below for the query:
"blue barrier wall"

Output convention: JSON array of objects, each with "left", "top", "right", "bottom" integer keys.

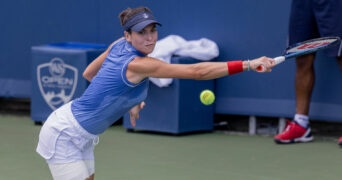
[
  {"left": 2, "top": 0, "right": 341, "bottom": 122},
  {"left": 0, "top": 0, "right": 290, "bottom": 98},
  {"left": 0, "top": 0, "right": 102, "bottom": 97}
]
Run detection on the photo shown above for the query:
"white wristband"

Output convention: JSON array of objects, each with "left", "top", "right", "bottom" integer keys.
[{"left": 247, "top": 60, "right": 250, "bottom": 71}]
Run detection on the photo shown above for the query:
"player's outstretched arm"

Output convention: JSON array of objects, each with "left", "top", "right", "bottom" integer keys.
[{"left": 127, "top": 56, "right": 275, "bottom": 83}]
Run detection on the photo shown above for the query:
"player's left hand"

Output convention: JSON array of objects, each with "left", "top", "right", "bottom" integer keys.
[{"left": 129, "top": 101, "right": 145, "bottom": 127}]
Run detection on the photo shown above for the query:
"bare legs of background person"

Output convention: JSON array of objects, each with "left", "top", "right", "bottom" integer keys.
[
  {"left": 296, "top": 55, "right": 342, "bottom": 115},
  {"left": 295, "top": 54, "right": 315, "bottom": 116}
]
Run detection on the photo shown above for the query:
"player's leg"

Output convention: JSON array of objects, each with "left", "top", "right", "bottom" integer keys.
[
  {"left": 37, "top": 102, "right": 98, "bottom": 179},
  {"left": 46, "top": 133, "right": 96, "bottom": 179}
]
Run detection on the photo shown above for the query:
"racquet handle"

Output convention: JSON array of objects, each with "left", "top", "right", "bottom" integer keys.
[{"left": 273, "top": 56, "right": 285, "bottom": 65}]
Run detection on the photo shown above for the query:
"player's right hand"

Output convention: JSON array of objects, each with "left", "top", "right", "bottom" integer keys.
[{"left": 250, "top": 56, "right": 275, "bottom": 72}]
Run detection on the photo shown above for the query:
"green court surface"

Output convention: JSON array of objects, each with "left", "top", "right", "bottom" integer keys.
[{"left": 1, "top": 113, "right": 342, "bottom": 180}]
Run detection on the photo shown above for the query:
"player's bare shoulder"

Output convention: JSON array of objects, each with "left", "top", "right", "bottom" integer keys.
[
  {"left": 129, "top": 56, "right": 166, "bottom": 73},
  {"left": 128, "top": 56, "right": 146, "bottom": 72}
]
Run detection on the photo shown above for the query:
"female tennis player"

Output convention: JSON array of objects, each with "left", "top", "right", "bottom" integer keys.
[{"left": 36, "top": 6, "right": 275, "bottom": 180}]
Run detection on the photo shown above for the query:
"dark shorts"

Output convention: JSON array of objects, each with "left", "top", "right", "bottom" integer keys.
[{"left": 289, "top": 0, "right": 342, "bottom": 57}]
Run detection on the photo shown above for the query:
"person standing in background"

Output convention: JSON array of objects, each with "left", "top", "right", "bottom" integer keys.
[{"left": 274, "top": 0, "right": 342, "bottom": 145}]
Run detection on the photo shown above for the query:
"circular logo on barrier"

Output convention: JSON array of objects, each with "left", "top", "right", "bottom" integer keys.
[
  {"left": 37, "top": 57, "right": 78, "bottom": 110},
  {"left": 49, "top": 58, "right": 66, "bottom": 77}
]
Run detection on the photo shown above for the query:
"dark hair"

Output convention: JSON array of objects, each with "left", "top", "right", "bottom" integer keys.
[{"left": 119, "top": 7, "right": 153, "bottom": 27}]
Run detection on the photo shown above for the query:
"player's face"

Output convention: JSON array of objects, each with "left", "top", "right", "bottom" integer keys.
[{"left": 125, "top": 24, "right": 158, "bottom": 55}]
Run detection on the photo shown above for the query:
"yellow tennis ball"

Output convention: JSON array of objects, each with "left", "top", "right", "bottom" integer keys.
[{"left": 200, "top": 90, "right": 215, "bottom": 105}]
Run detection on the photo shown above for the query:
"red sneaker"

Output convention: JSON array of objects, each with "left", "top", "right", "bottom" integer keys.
[
  {"left": 338, "top": 137, "right": 342, "bottom": 147},
  {"left": 274, "top": 120, "right": 313, "bottom": 144}
]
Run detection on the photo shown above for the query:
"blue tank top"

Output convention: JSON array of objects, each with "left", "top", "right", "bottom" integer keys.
[{"left": 71, "top": 38, "right": 149, "bottom": 135}]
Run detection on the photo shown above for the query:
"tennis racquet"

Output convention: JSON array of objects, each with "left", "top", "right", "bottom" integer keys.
[{"left": 258, "top": 36, "right": 341, "bottom": 71}]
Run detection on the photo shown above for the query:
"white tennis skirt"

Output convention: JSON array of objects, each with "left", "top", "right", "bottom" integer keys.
[{"left": 36, "top": 101, "right": 99, "bottom": 164}]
